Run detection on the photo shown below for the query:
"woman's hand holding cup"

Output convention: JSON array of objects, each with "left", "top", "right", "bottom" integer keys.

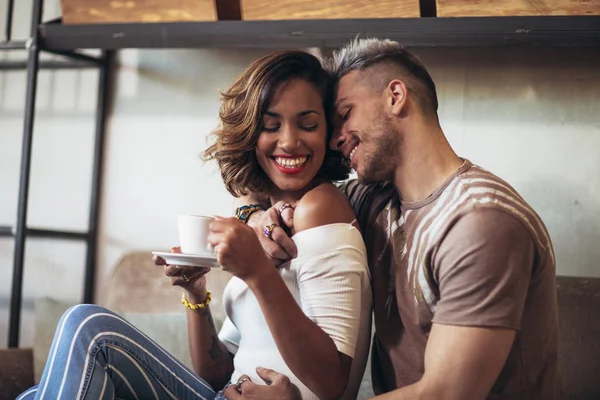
[{"left": 208, "top": 217, "right": 271, "bottom": 284}]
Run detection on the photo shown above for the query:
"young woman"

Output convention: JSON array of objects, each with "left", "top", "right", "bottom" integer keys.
[{"left": 17, "top": 50, "right": 371, "bottom": 400}]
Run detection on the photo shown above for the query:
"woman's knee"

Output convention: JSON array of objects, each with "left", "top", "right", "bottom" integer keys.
[
  {"left": 60, "top": 304, "right": 111, "bottom": 323},
  {"left": 57, "top": 304, "right": 122, "bottom": 337}
]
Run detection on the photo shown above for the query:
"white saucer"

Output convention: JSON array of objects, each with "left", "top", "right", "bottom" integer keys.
[{"left": 152, "top": 251, "right": 221, "bottom": 268}]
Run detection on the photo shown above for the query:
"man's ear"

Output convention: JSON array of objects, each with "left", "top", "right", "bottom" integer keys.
[{"left": 386, "top": 79, "right": 408, "bottom": 116}]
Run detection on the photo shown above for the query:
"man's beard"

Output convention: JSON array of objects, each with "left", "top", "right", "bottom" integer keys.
[{"left": 357, "top": 117, "right": 401, "bottom": 184}]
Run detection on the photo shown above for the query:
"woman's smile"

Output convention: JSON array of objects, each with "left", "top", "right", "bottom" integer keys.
[{"left": 271, "top": 154, "right": 310, "bottom": 174}]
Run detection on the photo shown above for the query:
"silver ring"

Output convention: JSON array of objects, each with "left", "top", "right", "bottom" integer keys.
[
  {"left": 278, "top": 203, "right": 294, "bottom": 214},
  {"left": 180, "top": 272, "right": 190, "bottom": 282},
  {"left": 235, "top": 377, "right": 249, "bottom": 392}
]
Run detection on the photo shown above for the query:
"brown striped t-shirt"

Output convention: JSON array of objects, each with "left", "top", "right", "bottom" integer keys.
[{"left": 340, "top": 159, "right": 562, "bottom": 399}]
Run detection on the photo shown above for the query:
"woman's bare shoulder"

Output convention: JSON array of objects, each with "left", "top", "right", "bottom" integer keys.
[{"left": 293, "top": 183, "right": 356, "bottom": 234}]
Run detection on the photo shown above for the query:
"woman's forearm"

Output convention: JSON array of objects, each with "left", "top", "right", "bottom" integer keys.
[
  {"left": 246, "top": 267, "right": 349, "bottom": 400},
  {"left": 185, "top": 290, "right": 234, "bottom": 390}
]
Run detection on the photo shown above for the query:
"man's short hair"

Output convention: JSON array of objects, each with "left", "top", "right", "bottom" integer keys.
[{"left": 327, "top": 38, "right": 439, "bottom": 114}]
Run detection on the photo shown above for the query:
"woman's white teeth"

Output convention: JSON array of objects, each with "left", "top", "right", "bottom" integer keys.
[
  {"left": 349, "top": 146, "right": 357, "bottom": 160},
  {"left": 275, "top": 156, "right": 307, "bottom": 168}
]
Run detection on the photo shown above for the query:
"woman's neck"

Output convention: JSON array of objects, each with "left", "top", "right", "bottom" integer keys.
[
  {"left": 269, "top": 189, "right": 308, "bottom": 208},
  {"left": 268, "top": 179, "right": 324, "bottom": 207}
]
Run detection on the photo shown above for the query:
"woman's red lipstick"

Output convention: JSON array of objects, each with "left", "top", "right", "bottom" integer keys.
[{"left": 271, "top": 154, "right": 308, "bottom": 175}]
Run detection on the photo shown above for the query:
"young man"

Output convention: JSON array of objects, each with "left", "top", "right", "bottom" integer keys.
[{"left": 232, "top": 39, "right": 562, "bottom": 400}]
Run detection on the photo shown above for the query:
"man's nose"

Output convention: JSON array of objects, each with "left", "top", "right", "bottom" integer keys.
[{"left": 329, "top": 128, "right": 346, "bottom": 151}]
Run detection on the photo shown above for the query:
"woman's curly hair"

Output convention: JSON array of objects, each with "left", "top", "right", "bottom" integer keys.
[{"left": 202, "top": 50, "right": 350, "bottom": 197}]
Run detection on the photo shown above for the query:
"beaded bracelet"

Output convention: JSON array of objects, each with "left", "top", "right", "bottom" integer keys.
[{"left": 181, "top": 291, "right": 212, "bottom": 310}]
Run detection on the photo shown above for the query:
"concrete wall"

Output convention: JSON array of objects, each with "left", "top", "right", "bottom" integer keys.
[{"left": 1, "top": 0, "right": 599, "bottom": 348}]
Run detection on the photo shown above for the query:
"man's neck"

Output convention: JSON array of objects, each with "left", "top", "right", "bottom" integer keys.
[{"left": 393, "top": 123, "right": 463, "bottom": 203}]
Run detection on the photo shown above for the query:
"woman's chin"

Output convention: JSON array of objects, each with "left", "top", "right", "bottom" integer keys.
[{"left": 272, "top": 180, "right": 311, "bottom": 195}]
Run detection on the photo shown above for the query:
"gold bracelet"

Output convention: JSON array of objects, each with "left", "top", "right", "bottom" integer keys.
[
  {"left": 181, "top": 291, "right": 212, "bottom": 310},
  {"left": 234, "top": 204, "right": 264, "bottom": 224}
]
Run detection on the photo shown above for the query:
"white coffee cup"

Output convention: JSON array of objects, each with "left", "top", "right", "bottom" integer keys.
[{"left": 177, "top": 214, "right": 215, "bottom": 255}]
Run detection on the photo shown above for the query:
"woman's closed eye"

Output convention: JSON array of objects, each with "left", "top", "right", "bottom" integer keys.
[
  {"left": 301, "top": 124, "right": 318, "bottom": 132},
  {"left": 261, "top": 123, "right": 318, "bottom": 133},
  {"left": 262, "top": 125, "right": 280, "bottom": 133},
  {"left": 298, "top": 115, "right": 319, "bottom": 132}
]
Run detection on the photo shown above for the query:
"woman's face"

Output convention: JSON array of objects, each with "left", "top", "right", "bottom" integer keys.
[{"left": 256, "top": 79, "right": 327, "bottom": 195}]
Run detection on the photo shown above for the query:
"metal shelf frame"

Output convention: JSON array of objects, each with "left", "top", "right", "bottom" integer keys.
[
  {"left": 1, "top": 0, "right": 113, "bottom": 348},
  {"left": 2, "top": 0, "right": 599, "bottom": 349},
  {"left": 39, "top": 15, "right": 600, "bottom": 50}
]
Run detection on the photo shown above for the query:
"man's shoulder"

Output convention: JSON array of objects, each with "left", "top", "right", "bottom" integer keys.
[
  {"left": 337, "top": 179, "right": 396, "bottom": 211},
  {"left": 457, "top": 163, "right": 525, "bottom": 200},
  {"left": 446, "top": 163, "right": 554, "bottom": 260},
  {"left": 337, "top": 179, "right": 396, "bottom": 233},
  {"left": 456, "top": 164, "right": 537, "bottom": 216},
  {"left": 337, "top": 179, "right": 394, "bottom": 198}
]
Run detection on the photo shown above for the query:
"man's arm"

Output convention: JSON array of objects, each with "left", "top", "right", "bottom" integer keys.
[
  {"left": 338, "top": 180, "right": 396, "bottom": 236},
  {"left": 230, "top": 368, "right": 302, "bottom": 400},
  {"left": 371, "top": 208, "right": 535, "bottom": 400},
  {"left": 370, "top": 324, "right": 515, "bottom": 400}
]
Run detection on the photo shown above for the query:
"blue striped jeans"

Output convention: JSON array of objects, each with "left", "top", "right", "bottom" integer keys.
[{"left": 17, "top": 304, "right": 227, "bottom": 400}]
